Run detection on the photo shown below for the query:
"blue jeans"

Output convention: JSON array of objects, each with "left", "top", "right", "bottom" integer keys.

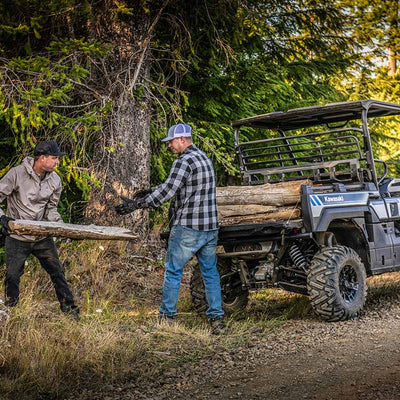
[{"left": 160, "top": 225, "right": 224, "bottom": 319}]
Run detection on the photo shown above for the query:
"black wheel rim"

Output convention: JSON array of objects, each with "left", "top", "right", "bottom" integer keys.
[
  {"left": 221, "top": 272, "right": 243, "bottom": 306},
  {"left": 339, "top": 264, "right": 359, "bottom": 303}
]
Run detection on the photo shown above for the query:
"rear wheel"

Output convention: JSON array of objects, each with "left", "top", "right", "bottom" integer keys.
[
  {"left": 190, "top": 258, "right": 249, "bottom": 315},
  {"left": 307, "top": 245, "right": 367, "bottom": 322}
]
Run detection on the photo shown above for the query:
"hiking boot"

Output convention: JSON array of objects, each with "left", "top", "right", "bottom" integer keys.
[
  {"left": 158, "top": 314, "right": 175, "bottom": 325},
  {"left": 209, "top": 316, "right": 226, "bottom": 335},
  {"left": 3, "top": 298, "right": 17, "bottom": 307},
  {"left": 63, "top": 306, "right": 80, "bottom": 322}
]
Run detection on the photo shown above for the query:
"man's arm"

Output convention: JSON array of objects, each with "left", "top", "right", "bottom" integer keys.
[
  {"left": 43, "top": 180, "right": 63, "bottom": 222},
  {"left": 115, "top": 158, "right": 191, "bottom": 215},
  {"left": 143, "top": 158, "right": 191, "bottom": 208},
  {"left": 0, "top": 168, "right": 17, "bottom": 218}
]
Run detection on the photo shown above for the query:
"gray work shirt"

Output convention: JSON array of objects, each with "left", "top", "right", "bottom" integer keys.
[{"left": 0, "top": 157, "right": 63, "bottom": 242}]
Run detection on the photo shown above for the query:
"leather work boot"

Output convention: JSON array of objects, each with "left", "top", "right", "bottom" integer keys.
[
  {"left": 209, "top": 316, "right": 226, "bottom": 335},
  {"left": 158, "top": 314, "right": 175, "bottom": 325}
]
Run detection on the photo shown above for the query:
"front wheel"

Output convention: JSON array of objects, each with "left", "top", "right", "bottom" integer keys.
[
  {"left": 190, "top": 258, "right": 249, "bottom": 315},
  {"left": 307, "top": 245, "right": 367, "bottom": 322}
]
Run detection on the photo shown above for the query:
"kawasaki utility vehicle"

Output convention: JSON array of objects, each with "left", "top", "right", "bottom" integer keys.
[{"left": 190, "top": 100, "right": 400, "bottom": 321}]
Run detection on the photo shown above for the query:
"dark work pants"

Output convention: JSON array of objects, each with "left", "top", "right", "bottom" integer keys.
[{"left": 4, "top": 236, "right": 78, "bottom": 312}]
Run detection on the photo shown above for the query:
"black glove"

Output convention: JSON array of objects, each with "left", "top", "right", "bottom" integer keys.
[
  {"left": 0, "top": 215, "right": 14, "bottom": 236},
  {"left": 115, "top": 197, "right": 141, "bottom": 215},
  {"left": 115, "top": 189, "right": 151, "bottom": 216},
  {"left": 133, "top": 189, "right": 152, "bottom": 199}
]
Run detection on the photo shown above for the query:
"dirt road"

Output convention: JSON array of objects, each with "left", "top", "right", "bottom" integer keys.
[
  {"left": 81, "top": 275, "right": 400, "bottom": 400},
  {"left": 163, "top": 276, "right": 400, "bottom": 400},
  {"left": 181, "top": 314, "right": 400, "bottom": 400}
]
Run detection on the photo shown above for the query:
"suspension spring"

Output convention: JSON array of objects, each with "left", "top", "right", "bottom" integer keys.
[{"left": 289, "top": 244, "right": 307, "bottom": 271}]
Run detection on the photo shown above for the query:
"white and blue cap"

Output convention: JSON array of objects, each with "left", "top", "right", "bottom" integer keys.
[{"left": 161, "top": 123, "right": 192, "bottom": 142}]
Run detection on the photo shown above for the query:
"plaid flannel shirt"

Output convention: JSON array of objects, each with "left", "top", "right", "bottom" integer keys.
[{"left": 143, "top": 145, "right": 218, "bottom": 231}]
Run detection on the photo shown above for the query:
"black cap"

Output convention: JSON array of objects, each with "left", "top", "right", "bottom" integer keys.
[{"left": 34, "top": 141, "right": 66, "bottom": 157}]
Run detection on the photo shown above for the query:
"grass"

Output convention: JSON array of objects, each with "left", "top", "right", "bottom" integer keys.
[
  {"left": 365, "top": 272, "right": 400, "bottom": 308},
  {"left": 0, "top": 239, "right": 251, "bottom": 399},
  {"left": 6, "top": 239, "right": 400, "bottom": 399},
  {"left": 0, "top": 300, "right": 214, "bottom": 399}
]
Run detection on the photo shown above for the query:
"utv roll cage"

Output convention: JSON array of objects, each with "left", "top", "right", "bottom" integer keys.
[{"left": 232, "top": 100, "right": 400, "bottom": 187}]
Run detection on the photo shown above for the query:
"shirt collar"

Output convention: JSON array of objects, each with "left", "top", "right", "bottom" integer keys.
[{"left": 182, "top": 144, "right": 196, "bottom": 155}]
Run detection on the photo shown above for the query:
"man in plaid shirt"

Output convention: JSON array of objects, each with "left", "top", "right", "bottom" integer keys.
[{"left": 116, "top": 123, "right": 225, "bottom": 334}]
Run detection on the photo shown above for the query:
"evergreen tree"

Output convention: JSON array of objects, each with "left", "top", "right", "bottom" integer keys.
[
  {"left": 340, "top": 0, "right": 400, "bottom": 75},
  {"left": 152, "top": 0, "right": 354, "bottom": 184},
  {"left": 337, "top": 0, "right": 400, "bottom": 177},
  {"left": 0, "top": 0, "right": 356, "bottom": 225}
]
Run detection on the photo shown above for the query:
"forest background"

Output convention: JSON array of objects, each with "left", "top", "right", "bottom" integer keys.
[{"left": 2, "top": 0, "right": 400, "bottom": 227}]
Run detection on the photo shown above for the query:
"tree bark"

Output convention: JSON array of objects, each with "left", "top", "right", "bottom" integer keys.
[
  {"left": 218, "top": 204, "right": 279, "bottom": 218},
  {"left": 218, "top": 206, "right": 301, "bottom": 226},
  {"left": 8, "top": 220, "right": 137, "bottom": 240},
  {"left": 84, "top": 1, "right": 159, "bottom": 232},
  {"left": 216, "top": 180, "right": 310, "bottom": 207},
  {"left": 389, "top": 48, "right": 397, "bottom": 76}
]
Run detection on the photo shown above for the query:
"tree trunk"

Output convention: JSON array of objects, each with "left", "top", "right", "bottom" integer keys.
[
  {"left": 86, "top": 91, "right": 152, "bottom": 231},
  {"left": 216, "top": 180, "right": 310, "bottom": 207},
  {"left": 389, "top": 48, "right": 397, "bottom": 76},
  {"left": 83, "top": 1, "right": 158, "bottom": 232}
]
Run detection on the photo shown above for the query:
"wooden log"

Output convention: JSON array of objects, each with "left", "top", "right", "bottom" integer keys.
[
  {"left": 216, "top": 179, "right": 311, "bottom": 207},
  {"left": 219, "top": 204, "right": 278, "bottom": 218},
  {"left": 218, "top": 207, "right": 301, "bottom": 226},
  {"left": 8, "top": 220, "right": 138, "bottom": 241}
]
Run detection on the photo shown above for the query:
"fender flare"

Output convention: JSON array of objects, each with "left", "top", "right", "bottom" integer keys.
[{"left": 315, "top": 206, "right": 370, "bottom": 232}]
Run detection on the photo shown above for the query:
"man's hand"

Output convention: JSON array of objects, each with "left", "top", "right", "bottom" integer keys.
[
  {"left": 134, "top": 189, "right": 152, "bottom": 199},
  {"left": 115, "top": 197, "right": 140, "bottom": 215},
  {"left": 115, "top": 189, "right": 151, "bottom": 215},
  {"left": 0, "top": 215, "right": 14, "bottom": 236}
]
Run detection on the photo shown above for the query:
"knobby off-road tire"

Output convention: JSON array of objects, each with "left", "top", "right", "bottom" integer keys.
[
  {"left": 190, "top": 258, "right": 249, "bottom": 315},
  {"left": 307, "top": 245, "right": 367, "bottom": 322}
]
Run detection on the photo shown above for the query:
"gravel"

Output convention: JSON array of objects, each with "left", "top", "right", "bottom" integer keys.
[{"left": 72, "top": 275, "right": 400, "bottom": 400}]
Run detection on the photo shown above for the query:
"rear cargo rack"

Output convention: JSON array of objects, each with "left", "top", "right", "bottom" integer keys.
[
  {"left": 236, "top": 128, "right": 365, "bottom": 184},
  {"left": 232, "top": 100, "right": 400, "bottom": 187}
]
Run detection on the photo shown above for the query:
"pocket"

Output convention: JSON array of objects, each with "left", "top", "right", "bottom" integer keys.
[
  {"left": 208, "top": 230, "right": 218, "bottom": 246},
  {"left": 180, "top": 227, "right": 201, "bottom": 249}
]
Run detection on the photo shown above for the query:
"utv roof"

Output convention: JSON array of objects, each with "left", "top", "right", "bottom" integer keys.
[{"left": 231, "top": 99, "right": 400, "bottom": 131}]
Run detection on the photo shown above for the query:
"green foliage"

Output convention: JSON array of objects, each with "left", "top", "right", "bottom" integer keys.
[
  {"left": 335, "top": 0, "right": 400, "bottom": 177},
  {"left": 0, "top": 29, "right": 111, "bottom": 220},
  {"left": 340, "top": 0, "right": 400, "bottom": 58},
  {"left": 347, "top": 73, "right": 400, "bottom": 177},
  {"left": 2, "top": 0, "right": 398, "bottom": 226},
  {"left": 151, "top": 0, "right": 353, "bottom": 184}
]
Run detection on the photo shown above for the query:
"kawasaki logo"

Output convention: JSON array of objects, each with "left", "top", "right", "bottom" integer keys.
[{"left": 323, "top": 195, "right": 344, "bottom": 202}]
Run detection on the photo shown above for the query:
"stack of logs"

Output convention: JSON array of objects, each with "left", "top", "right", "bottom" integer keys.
[{"left": 216, "top": 180, "right": 310, "bottom": 226}]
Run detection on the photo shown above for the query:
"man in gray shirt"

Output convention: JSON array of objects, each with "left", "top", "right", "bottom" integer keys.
[{"left": 0, "top": 141, "right": 79, "bottom": 320}]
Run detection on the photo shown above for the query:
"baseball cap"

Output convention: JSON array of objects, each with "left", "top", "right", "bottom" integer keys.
[
  {"left": 34, "top": 141, "right": 66, "bottom": 157},
  {"left": 161, "top": 123, "right": 192, "bottom": 142}
]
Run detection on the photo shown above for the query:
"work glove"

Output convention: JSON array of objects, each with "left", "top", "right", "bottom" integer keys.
[
  {"left": 115, "top": 189, "right": 151, "bottom": 216},
  {"left": 115, "top": 197, "right": 142, "bottom": 215},
  {"left": 133, "top": 189, "right": 152, "bottom": 199},
  {"left": 0, "top": 215, "right": 14, "bottom": 236}
]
